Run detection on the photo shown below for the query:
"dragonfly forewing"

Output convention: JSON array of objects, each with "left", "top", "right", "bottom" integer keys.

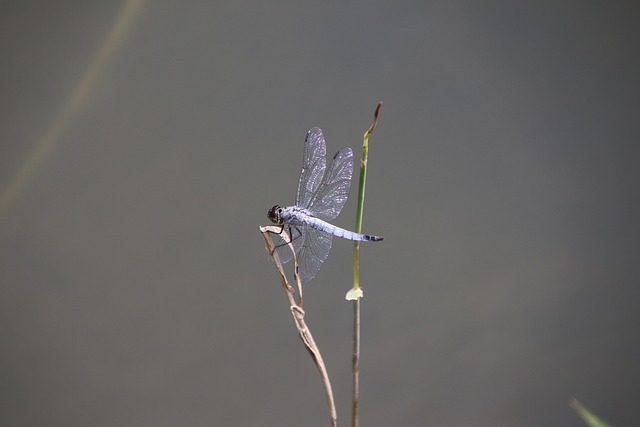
[{"left": 296, "top": 127, "right": 327, "bottom": 209}]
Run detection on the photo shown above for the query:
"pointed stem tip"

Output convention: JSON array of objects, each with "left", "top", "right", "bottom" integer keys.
[{"left": 365, "top": 101, "right": 383, "bottom": 138}]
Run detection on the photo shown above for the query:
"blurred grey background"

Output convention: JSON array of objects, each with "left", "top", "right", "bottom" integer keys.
[{"left": 2, "top": 1, "right": 639, "bottom": 426}]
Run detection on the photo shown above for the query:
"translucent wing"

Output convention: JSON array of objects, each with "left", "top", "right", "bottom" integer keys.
[
  {"left": 295, "top": 226, "right": 333, "bottom": 283},
  {"left": 306, "top": 147, "right": 353, "bottom": 221},
  {"left": 295, "top": 128, "right": 327, "bottom": 209},
  {"left": 270, "top": 224, "right": 333, "bottom": 283}
]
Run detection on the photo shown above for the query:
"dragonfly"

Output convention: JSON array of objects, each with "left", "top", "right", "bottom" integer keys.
[{"left": 267, "top": 127, "right": 383, "bottom": 283}]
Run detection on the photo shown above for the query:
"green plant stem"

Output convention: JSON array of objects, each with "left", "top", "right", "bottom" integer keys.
[
  {"left": 351, "top": 298, "right": 360, "bottom": 427},
  {"left": 351, "top": 101, "right": 382, "bottom": 427}
]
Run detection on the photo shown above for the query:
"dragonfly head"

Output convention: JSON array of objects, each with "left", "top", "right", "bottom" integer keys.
[{"left": 267, "top": 205, "right": 284, "bottom": 224}]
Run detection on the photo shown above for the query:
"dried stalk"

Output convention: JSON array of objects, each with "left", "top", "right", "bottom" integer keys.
[{"left": 260, "top": 225, "right": 337, "bottom": 427}]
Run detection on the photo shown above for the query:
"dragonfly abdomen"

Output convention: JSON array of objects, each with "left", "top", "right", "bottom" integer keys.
[{"left": 305, "top": 217, "right": 383, "bottom": 242}]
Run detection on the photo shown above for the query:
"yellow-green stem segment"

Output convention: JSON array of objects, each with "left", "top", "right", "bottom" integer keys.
[{"left": 351, "top": 102, "right": 382, "bottom": 427}]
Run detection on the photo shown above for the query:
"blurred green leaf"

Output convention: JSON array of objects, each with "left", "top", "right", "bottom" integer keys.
[{"left": 570, "top": 398, "right": 613, "bottom": 427}]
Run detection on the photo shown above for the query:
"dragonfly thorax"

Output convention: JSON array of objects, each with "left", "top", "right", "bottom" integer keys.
[{"left": 267, "top": 205, "right": 284, "bottom": 224}]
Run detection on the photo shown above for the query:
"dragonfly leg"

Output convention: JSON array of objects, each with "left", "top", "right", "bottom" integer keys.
[{"left": 270, "top": 225, "right": 302, "bottom": 255}]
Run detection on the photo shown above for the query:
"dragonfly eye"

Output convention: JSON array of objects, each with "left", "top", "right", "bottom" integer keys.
[{"left": 267, "top": 205, "right": 282, "bottom": 224}]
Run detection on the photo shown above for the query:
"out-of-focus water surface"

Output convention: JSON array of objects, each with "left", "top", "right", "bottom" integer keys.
[{"left": 1, "top": 1, "right": 639, "bottom": 426}]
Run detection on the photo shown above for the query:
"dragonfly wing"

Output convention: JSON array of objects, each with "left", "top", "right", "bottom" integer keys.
[
  {"left": 272, "top": 225, "right": 305, "bottom": 265},
  {"left": 306, "top": 147, "right": 353, "bottom": 221},
  {"left": 296, "top": 226, "right": 333, "bottom": 283},
  {"left": 296, "top": 128, "right": 327, "bottom": 208}
]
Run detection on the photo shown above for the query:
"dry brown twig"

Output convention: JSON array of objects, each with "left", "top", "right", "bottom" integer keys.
[{"left": 259, "top": 225, "right": 337, "bottom": 427}]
